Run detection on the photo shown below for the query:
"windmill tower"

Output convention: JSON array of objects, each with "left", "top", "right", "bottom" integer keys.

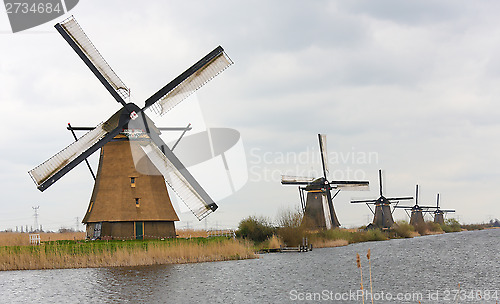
[
  {"left": 351, "top": 170, "right": 413, "bottom": 229},
  {"left": 394, "top": 185, "right": 436, "bottom": 227},
  {"left": 281, "top": 134, "right": 369, "bottom": 229},
  {"left": 28, "top": 16, "right": 232, "bottom": 240},
  {"left": 432, "top": 194, "right": 455, "bottom": 225}
]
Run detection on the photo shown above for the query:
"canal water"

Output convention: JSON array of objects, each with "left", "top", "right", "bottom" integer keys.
[{"left": 0, "top": 229, "right": 498, "bottom": 303}]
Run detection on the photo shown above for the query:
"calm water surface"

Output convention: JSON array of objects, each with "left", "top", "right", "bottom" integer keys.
[{"left": 1, "top": 229, "right": 498, "bottom": 303}]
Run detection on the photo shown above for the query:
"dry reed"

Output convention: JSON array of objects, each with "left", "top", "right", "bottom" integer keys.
[
  {"left": 176, "top": 229, "right": 208, "bottom": 238},
  {"left": 357, "top": 252, "right": 365, "bottom": 304},
  {"left": 0, "top": 232, "right": 85, "bottom": 246},
  {"left": 367, "top": 249, "right": 374, "bottom": 304},
  {"left": 310, "top": 239, "right": 348, "bottom": 248},
  {"left": 0, "top": 238, "right": 255, "bottom": 271},
  {"left": 266, "top": 235, "right": 283, "bottom": 249}
]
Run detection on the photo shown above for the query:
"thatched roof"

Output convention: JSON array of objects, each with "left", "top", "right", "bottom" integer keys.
[{"left": 83, "top": 137, "right": 179, "bottom": 223}]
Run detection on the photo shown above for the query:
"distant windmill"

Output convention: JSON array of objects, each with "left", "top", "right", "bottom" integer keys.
[
  {"left": 281, "top": 134, "right": 369, "bottom": 229},
  {"left": 432, "top": 193, "right": 455, "bottom": 225},
  {"left": 351, "top": 170, "right": 413, "bottom": 229},
  {"left": 28, "top": 16, "right": 232, "bottom": 239},
  {"left": 394, "top": 185, "right": 436, "bottom": 227}
]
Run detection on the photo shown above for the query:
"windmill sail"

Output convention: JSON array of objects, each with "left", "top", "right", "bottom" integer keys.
[
  {"left": 140, "top": 141, "right": 217, "bottom": 220},
  {"left": 386, "top": 196, "right": 413, "bottom": 201},
  {"left": 145, "top": 46, "right": 233, "bottom": 115},
  {"left": 318, "top": 134, "right": 329, "bottom": 177},
  {"left": 55, "top": 16, "right": 129, "bottom": 103},
  {"left": 281, "top": 175, "right": 316, "bottom": 184},
  {"left": 29, "top": 120, "right": 122, "bottom": 191},
  {"left": 332, "top": 180, "right": 369, "bottom": 190}
]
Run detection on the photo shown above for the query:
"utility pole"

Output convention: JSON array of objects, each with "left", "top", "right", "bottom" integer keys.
[
  {"left": 75, "top": 217, "right": 79, "bottom": 232},
  {"left": 32, "top": 206, "right": 40, "bottom": 232}
]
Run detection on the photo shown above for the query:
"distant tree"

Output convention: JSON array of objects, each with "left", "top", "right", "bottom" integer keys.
[
  {"left": 490, "top": 219, "right": 500, "bottom": 227},
  {"left": 236, "top": 216, "right": 275, "bottom": 243}
]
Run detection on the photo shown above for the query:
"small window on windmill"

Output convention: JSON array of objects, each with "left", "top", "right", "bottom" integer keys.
[
  {"left": 130, "top": 177, "right": 136, "bottom": 188},
  {"left": 135, "top": 198, "right": 140, "bottom": 207}
]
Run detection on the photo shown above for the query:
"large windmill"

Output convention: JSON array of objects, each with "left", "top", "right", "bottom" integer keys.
[
  {"left": 394, "top": 185, "right": 437, "bottom": 227},
  {"left": 28, "top": 16, "right": 232, "bottom": 239},
  {"left": 432, "top": 194, "right": 455, "bottom": 225},
  {"left": 281, "top": 134, "right": 369, "bottom": 229},
  {"left": 351, "top": 170, "right": 413, "bottom": 229}
]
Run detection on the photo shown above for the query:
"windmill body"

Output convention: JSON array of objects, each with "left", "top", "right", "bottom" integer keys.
[
  {"left": 394, "top": 185, "right": 437, "bottom": 228},
  {"left": 28, "top": 17, "right": 232, "bottom": 239},
  {"left": 434, "top": 212, "right": 445, "bottom": 225},
  {"left": 302, "top": 190, "right": 337, "bottom": 229},
  {"left": 351, "top": 170, "right": 413, "bottom": 229},
  {"left": 84, "top": 131, "right": 179, "bottom": 239},
  {"left": 432, "top": 194, "right": 455, "bottom": 225},
  {"left": 372, "top": 197, "right": 395, "bottom": 228},
  {"left": 409, "top": 207, "right": 426, "bottom": 227},
  {"left": 282, "top": 135, "right": 369, "bottom": 229}
]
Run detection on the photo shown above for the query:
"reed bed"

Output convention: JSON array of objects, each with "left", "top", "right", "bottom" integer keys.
[
  {"left": 0, "top": 238, "right": 255, "bottom": 271},
  {"left": 0, "top": 232, "right": 85, "bottom": 246},
  {"left": 176, "top": 229, "right": 208, "bottom": 238},
  {"left": 310, "top": 239, "right": 348, "bottom": 248}
]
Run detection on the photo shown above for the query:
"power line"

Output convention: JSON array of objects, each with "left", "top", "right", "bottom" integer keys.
[{"left": 32, "top": 206, "right": 40, "bottom": 232}]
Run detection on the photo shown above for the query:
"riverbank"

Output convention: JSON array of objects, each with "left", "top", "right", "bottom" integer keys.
[{"left": 0, "top": 237, "right": 255, "bottom": 271}]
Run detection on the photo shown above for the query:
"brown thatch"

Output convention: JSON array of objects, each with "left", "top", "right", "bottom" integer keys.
[{"left": 83, "top": 136, "right": 179, "bottom": 239}]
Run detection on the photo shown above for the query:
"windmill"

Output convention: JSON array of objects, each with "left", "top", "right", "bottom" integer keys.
[
  {"left": 432, "top": 193, "right": 455, "bottom": 225},
  {"left": 28, "top": 16, "right": 232, "bottom": 239},
  {"left": 281, "top": 134, "right": 369, "bottom": 229},
  {"left": 394, "top": 185, "right": 436, "bottom": 227},
  {"left": 351, "top": 170, "right": 413, "bottom": 229}
]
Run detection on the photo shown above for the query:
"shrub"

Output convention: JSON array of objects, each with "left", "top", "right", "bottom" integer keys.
[
  {"left": 350, "top": 229, "right": 387, "bottom": 243},
  {"left": 393, "top": 221, "right": 415, "bottom": 238},
  {"left": 426, "top": 221, "right": 443, "bottom": 233},
  {"left": 236, "top": 216, "right": 275, "bottom": 243},
  {"left": 276, "top": 209, "right": 306, "bottom": 247},
  {"left": 441, "top": 218, "right": 461, "bottom": 233}
]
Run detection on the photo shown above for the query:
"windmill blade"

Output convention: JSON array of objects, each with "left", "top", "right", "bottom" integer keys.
[
  {"left": 386, "top": 196, "right": 413, "bottom": 201},
  {"left": 281, "top": 175, "right": 315, "bottom": 185},
  {"left": 144, "top": 46, "right": 233, "bottom": 115},
  {"left": 330, "top": 180, "right": 369, "bottom": 190},
  {"left": 378, "top": 169, "right": 383, "bottom": 196},
  {"left": 393, "top": 205, "right": 414, "bottom": 209},
  {"left": 139, "top": 140, "right": 217, "bottom": 220},
  {"left": 418, "top": 205, "right": 438, "bottom": 209},
  {"left": 351, "top": 199, "right": 377, "bottom": 203},
  {"left": 440, "top": 209, "right": 455, "bottom": 213},
  {"left": 318, "top": 134, "right": 329, "bottom": 178},
  {"left": 55, "top": 16, "right": 129, "bottom": 105},
  {"left": 29, "top": 112, "right": 125, "bottom": 191}
]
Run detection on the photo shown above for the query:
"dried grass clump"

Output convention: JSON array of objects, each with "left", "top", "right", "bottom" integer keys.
[
  {"left": 0, "top": 239, "right": 255, "bottom": 271},
  {"left": 311, "top": 239, "right": 348, "bottom": 248},
  {"left": 0, "top": 232, "right": 85, "bottom": 246},
  {"left": 176, "top": 229, "right": 208, "bottom": 238}
]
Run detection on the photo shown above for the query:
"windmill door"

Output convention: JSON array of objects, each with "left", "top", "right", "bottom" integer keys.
[
  {"left": 135, "top": 222, "right": 144, "bottom": 240},
  {"left": 94, "top": 222, "right": 102, "bottom": 239}
]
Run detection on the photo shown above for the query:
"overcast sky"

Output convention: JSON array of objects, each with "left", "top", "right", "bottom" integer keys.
[{"left": 1, "top": 0, "right": 499, "bottom": 231}]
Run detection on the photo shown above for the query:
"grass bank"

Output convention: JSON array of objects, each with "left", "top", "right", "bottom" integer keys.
[
  {"left": 0, "top": 236, "right": 255, "bottom": 271},
  {"left": 236, "top": 213, "right": 472, "bottom": 252}
]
